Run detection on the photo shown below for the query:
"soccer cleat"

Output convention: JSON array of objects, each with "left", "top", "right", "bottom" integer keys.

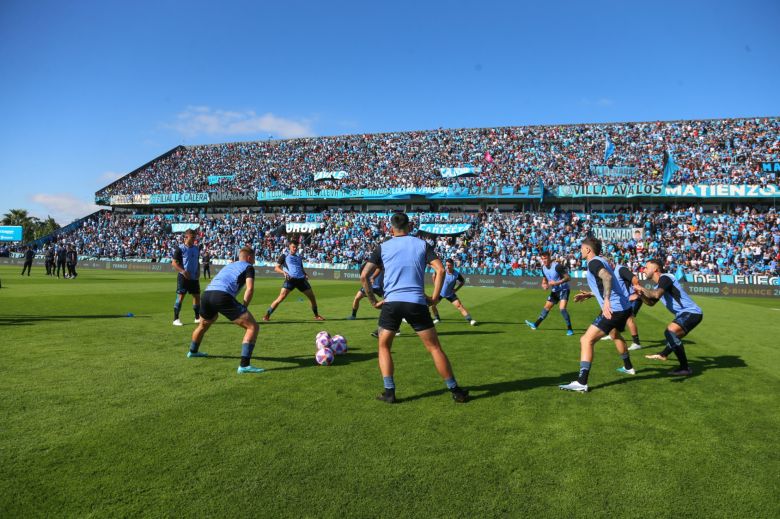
[
  {"left": 628, "top": 343, "right": 643, "bottom": 351},
  {"left": 669, "top": 367, "right": 693, "bottom": 376},
  {"left": 172, "top": 319, "right": 183, "bottom": 326},
  {"left": 262, "top": 315, "right": 271, "bottom": 322},
  {"left": 524, "top": 320, "right": 537, "bottom": 330},
  {"left": 559, "top": 381, "right": 589, "bottom": 392},
  {"left": 395, "top": 330, "right": 401, "bottom": 336},
  {"left": 346, "top": 315, "right": 356, "bottom": 320},
  {"left": 433, "top": 318, "right": 441, "bottom": 324},
  {"left": 376, "top": 389, "right": 397, "bottom": 403},
  {"left": 237, "top": 365, "right": 265, "bottom": 374},
  {"left": 616, "top": 366, "right": 636, "bottom": 375},
  {"left": 470, "top": 320, "right": 478, "bottom": 326},
  {"left": 645, "top": 354, "right": 668, "bottom": 361},
  {"left": 371, "top": 330, "right": 379, "bottom": 338},
  {"left": 600, "top": 335, "right": 612, "bottom": 341},
  {"left": 187, "top": 351, "right": 208, "bottom": 358},
  {"left": 566, "top": 329, "right": 574, "bottom": 336},
  {"left": 194, "top": 318, "right": 201, "bottom": 324},
  {"left": 314, "top": 315, "right": 326, "bottom": 321},
  {"left": 450, "top": 387, "right": 470, "bottom": 403}
]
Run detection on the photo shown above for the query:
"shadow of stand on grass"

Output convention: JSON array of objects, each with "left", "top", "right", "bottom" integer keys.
[{"left": 202, "top": 348, "right": 377, "bottom": 371}]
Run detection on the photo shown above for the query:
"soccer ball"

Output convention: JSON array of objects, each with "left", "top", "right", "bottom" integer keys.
[
  {"left": 331, "top": 335, "right": 348, "bottom": 355},
  {"left": 315, "top": 347, "right": 334, "bottom": 366},
  {"left": 315, "top": 331, "right": 331, "bottom": 350}
]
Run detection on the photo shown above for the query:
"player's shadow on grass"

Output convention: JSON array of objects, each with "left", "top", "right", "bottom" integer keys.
[
  {"left": 589, "top": 355, "right": 747, "bottom": 390},
  {"left": 204, "top": 349, "right": 376, "bottom": 371},
  {"left": 400, "top": 373, "right": 579, "bottom": 403},
  {"left": 435, "top": 330, "right": 505, "bottom": 336},
  {"left": 0, "top": 314, "right": 149, "bottom": 326}
]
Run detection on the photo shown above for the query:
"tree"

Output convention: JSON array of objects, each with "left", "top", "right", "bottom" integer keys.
[{"left": 33, "top": 216, "right": 60, "bottom": 241}]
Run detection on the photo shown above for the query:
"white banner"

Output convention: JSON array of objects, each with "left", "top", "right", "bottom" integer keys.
[
  {"left": 313, "top": 170, "right": 348, "bottom": 181},
  {"left": 285, "top": 222, "right": 325, "bottom": 233}
]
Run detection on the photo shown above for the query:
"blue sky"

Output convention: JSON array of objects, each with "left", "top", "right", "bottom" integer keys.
[{"left": 1, "top": 0, "right": 778, "bottom": 223}]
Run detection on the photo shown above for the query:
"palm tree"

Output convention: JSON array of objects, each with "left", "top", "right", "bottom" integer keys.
[{"left": 1, "top": 209, "right": 47, "bottom": 243}]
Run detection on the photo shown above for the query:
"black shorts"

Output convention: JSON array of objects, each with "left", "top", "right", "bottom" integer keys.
[
  {"left": 673, "top": 312, "right": 703, "bottom": 334},
  {"left": 177, "top": 275, "right": 201, "bottom": 295},
  {"left": 360, "top": 287, "right": 385, "bottom": 297},
  {"left": 547, "top": 289, "right": 570, "bottom": 304},
  {"left": 437, "top": 294, "right": 459, "bottom": 303},
  {"left": 200, "top": 291, "right": 248, "bottom": 322},
  {"left": 283, "top": 277, "right": 312, "bottom": 292},
  {"left": 630, "top": 298, "right": 643, "bottom": 317},
  {"left": 592, "top": 309, "right": 631, "bottom": 334},
  {"left": 378, "top": 302, "right": 435, "bottom": 332}
]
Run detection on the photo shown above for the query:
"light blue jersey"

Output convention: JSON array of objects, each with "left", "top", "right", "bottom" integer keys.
[
  {"left": 206, "top": 261, "right": 255, "bottom": 297},
  {"left": 368, "top": 236, "right": 437, "bottom": 305},
  {"left": 174, "top": 244, "right": 200, "bottom": 278},
  {"left": 279, "top": 253, "right": 305, "bottom": 279},
  {"left": 586, "top": 256, "right": 629, "bottom": 312},
  {"left": 371, "top": 269, "right": 384, "bottom": 290},
  {"left": 542, "top": 262, "right": 569, "bottom": 292},
  {"left": 440, "top": 270, "right": 463, "bottom": 298},
  {"left": 657, "top": 273, "right": 702, "bottom": 316}
]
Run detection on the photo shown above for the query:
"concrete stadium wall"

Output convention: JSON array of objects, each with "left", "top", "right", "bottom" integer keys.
[{"left": 2, "top": 258, "right": 778, "bottom": 298}]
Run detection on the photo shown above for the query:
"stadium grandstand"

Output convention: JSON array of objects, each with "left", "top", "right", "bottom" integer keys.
[{"left": 15, "top": 116, "right": 780, "bottom": 279}]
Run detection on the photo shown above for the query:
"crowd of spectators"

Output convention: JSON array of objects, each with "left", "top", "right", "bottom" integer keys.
[
  {"left": 38, "top": 206, "right": 779, "bottom": 277},
  {"left": 96, "top": 117, "right": 780, "bottom": 199}
]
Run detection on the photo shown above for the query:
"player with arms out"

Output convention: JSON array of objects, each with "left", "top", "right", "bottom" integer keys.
[
  {"left": 171, "top": 229, "right": 201, "bottom": 326},
  {"left": 430, "top": 259, "right": 477, "bottom": 326},
  {"left": 264, "top": 239, "right": 325, "bottom": 322},
  {"left": 638, "top": 259, "right": 703, "bottom": 376},
  {"left": 525, "top": 251, "right": 574, "bottom": 335},
  {"left": 560, "top": 237, "right": 636, "bottom": 392},
  {"left": 186, "top": 246, "right": 264, "bottom": 374},
  {"left": 361, "top": 212, "right": 469, "bottom": 404}
]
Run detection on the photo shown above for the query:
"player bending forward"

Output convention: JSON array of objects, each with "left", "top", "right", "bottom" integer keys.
[
  {"left": 525, "top": 251, "right": 573, "bottom": 336},
  {"left": 638, "top": 259, "right": 703, "bottom": 376},
  {"left": 186, "top": 247, "right": 264, "bottom": 374},
  {"left": 361, "top": 212, "right": 469, "bottom": 404},
  {"left": 559, "top": 237, "right": 637, "bottom": 393},
  {"left": 430, "top": 259, "right": 477, "bottom": 326}
]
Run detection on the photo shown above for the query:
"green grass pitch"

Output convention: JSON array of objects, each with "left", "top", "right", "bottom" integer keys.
[{"left": 1, "top": 266, "right": 778, "bottom": 518}]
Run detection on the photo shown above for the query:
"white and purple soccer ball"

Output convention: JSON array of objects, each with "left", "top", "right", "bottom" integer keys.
[
  {"left": 315, "top": 347, "right": 334, "bottom": 366},
  {"left": 330, "top": 335, "right": 348, "bottom": 355},
  {"left": 315, "top": 331, "right": 331, "bottom": 350}
]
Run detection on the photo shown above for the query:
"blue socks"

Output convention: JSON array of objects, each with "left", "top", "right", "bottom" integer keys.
[
  {"left": 664, "top": 329, "right": 689, "bottom": 369},
  {"left": 383, "top": 376, "right": 395, "bottom": 390},
  {"left": 174, "top": 301, "right": 182, "bottom": 320},
  {"left": 189, "top": 341, "right": 199, "bottom": 353},
  {"left": 621, "top": 352, "right": 633, "bottom": 370},
  {"left": 445, "top": 377, "right": 458, "bottom": 389},
  {"left": 539, "top": 308, "right": 549, "bottom": 320},
  {"left": 561, "top": 309, "right": 572, "bottom": 329},
  {"left": 240, "top": 342, "right": 255, "bottom": 367},
  {"left": 193, "top": 304, "right": 200, "bottom": 319},
  {"left": 577, "top": 361, "right": 592, "bottom": 385},
  {"left": 266, "top": 307, "right": 274, "bottom": 317},
  {"left": 464, "top": 314, "right": 472, "bottom": 322}
]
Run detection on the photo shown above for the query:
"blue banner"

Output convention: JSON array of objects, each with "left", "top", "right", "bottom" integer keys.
[
  {"left": 257, "top": 185, "right": 537, "bottom": 201},
  {"left": 418, "top": 223, "right": 472, "bottom": 235},
  {"left": 761, "top": 162, "right": 780, "bottom": 173},
  {"left": 604, "top": 135, "right": 615, "bottom": 162},
  {"left": 313, "top": 170, "right": 348, "bottom": 181},
  {"left": 149, "top": 193, "right": 210, "bottom": 204},
  {"left": 439, "top": 165, "right": 482, "bottom": 178},
  {"left": 555, "top": 184, "right": 780, "bottom": 198},
  {"left": 207, "top": 175, "right": 234, "bottom": 185},
  {"left": 0, "top": 226, "right": 23, "bottom": 242}
]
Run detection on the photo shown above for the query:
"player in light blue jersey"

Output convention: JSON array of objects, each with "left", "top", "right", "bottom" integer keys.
[
  {"left": 639, "top": 259, "right": 704, "bottom": 376},
  {"left": 264, "top": 239, "right": 324, "bottom": 322},
  {"left": 430, "top": 259, "right": 477, "bottom": 326},
  {"left": 560, "top": 237, "right": 636, "bottom": 392},
  {"left": 171, "top": 229, "right": 201, "bottom": 326},
  {"left": 524, "top": 251, "right": 573, "bottom": 335},
  {"left": 347, "top": 265, "right": 384, "bottom": 320},
  {"left": 186, "top": 246, "right": 264, "bottom": 374},
  {"left": 361, "top": 213, "right": 469, "bottom": 404}
]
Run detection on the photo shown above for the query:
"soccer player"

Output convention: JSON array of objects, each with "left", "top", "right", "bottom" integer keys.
[
  {"left": 201, "top": 248, "right": 212, "bottom": 279},
  {"left": 614, "top": 263, "right": 644, "bottom": 350},
  {"left": 20, "top": 246, "right": 34, "bottom": 276},
  {"left": 347, "top": 265, "right": 384, "bottom": 320},
  {"left": 638, "top": 259, "right": 703, "bottom": 376},
  {"left": 66, "top": 246, "right": 78, "bottom": 279},
  {"left": 361, "top": 212, "right": 469, "bottom": 404},
  {"left": 559, "top": 237, "right": 636, "bottom": 393},
  {"left": 171, "top": 229, "right": 201, "bottom": 326},
  {"left": 263, "top": 240, "right": 324, "bottom": 321},
  {"left": 185, "top": 246, "right": 264, "bottom": 374},
  {"left": 55, "top": 245, "right": 67, "bottom": 279},
  {"left": 524, "top": 251, "right": 574, "bottom": 335},
  {"left": 430, "top": 259, "right": 477, "bottom": 326}
]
